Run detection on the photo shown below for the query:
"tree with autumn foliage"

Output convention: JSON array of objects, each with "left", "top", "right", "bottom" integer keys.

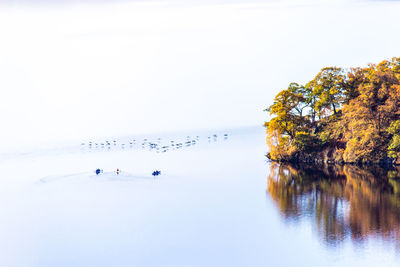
[{"left": 265, "top": 57, "right": 400, "bottom": 164}]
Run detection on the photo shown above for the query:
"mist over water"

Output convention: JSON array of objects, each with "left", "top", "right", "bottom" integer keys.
[
  {"left": 1, "top": 0, "right": 400, "bottom": 150},
  {"left": 1, "top": 0, "right": 400, "bottom": 265}
]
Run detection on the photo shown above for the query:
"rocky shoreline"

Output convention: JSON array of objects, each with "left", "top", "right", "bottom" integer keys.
[{"left": 266, "top": 146, "right": 399, "bottom": 166}]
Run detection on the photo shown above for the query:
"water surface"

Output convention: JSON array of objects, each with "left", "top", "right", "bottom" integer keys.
[{"left": 0, "top": 127, "right": 398, "bottom": 266}]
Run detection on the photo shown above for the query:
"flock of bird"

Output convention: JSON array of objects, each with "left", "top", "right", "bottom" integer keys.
[
  {"left": 80, "top": 133, "right": 229, "bottom": 154},
  {"left": 83, "top": 133, "right": 228, "bottom": 178}
]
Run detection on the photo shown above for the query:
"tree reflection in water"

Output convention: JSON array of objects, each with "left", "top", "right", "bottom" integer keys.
[{"left": 267, "top": 163, "right": 400, "bottom": 247}]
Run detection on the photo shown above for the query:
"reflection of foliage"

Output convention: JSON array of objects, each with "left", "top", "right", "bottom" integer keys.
[{"left": 267, "top": 163, "right": 400, "bottom": 246}]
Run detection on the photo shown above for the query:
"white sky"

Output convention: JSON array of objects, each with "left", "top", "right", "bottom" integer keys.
[{"left": 0, "top": 0, "right": 399, "bottom": 150}]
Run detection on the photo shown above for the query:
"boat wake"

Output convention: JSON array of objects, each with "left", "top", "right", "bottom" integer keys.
[{"left": 37, "top": 171, "right": 160, "bottom": 184}]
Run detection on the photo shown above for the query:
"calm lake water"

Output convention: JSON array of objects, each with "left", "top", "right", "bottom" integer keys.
[{"left": 0, "top": 127, "right": 399, "bottom": 266}]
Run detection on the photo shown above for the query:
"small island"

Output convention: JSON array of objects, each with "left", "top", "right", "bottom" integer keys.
[{"left": 264, "top": 57, "right": 400, "bottom": 165}]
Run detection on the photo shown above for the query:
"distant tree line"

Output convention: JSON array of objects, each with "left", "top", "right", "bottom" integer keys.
[{"left": 264, "top": 57, "right": 400, "bottom": 164}]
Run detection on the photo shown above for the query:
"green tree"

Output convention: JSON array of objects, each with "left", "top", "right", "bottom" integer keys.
[
  {"left": 387, "top": 120, "right": 400, "bottom": 159},
  {"left": 307, "top": 67, "right": 345, "bottom": 117},
  {"left": 265, "top": 83, "right": 309, "bottom": 139}
]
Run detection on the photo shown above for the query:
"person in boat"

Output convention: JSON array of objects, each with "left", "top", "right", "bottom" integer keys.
[{"left": 152, "top": 170, "right": 161, "bottom": 176}]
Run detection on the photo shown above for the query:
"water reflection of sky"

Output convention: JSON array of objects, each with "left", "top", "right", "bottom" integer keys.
[
  {"left": 1, "top": 128, "right": 400, "bottom": 266},
  {"left": 267, "top": 163, "right": 400, "bottom": 249}
]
